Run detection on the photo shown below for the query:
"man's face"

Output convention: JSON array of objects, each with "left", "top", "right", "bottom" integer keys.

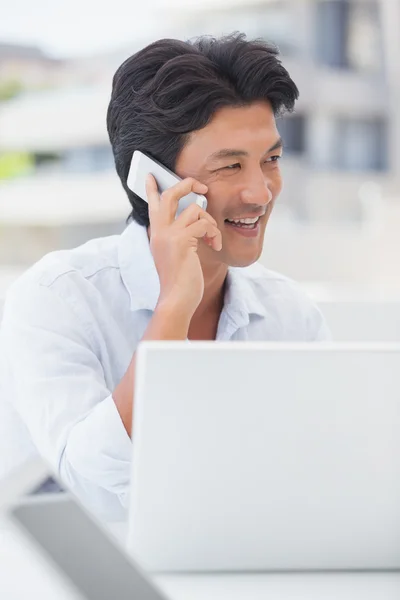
[{"left": 175, "top": 101, "right": 283, "bottom": 268}]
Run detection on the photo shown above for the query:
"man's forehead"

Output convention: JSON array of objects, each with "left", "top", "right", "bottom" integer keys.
[
  {"left": 206, "top": 137, "right": 283, "bottom": 162},
  {"left": 201, "top": 102, "right": 276, "bottom": 131},
  {"left": 178, "top": 103, "right": 280, "bottom": 169}
]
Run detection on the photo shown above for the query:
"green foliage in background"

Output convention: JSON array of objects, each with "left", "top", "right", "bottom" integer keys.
[
  {"left": 0, "top": 152, "right": 33, "bottom": 180},
  {"left": 0, "top": 80, "right": 24, "bottom": 102}
]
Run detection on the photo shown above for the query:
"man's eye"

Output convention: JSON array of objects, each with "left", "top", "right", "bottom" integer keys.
[
  {"left": 222, "top": 163, "right": 241, "bottom": 171},
  {"left": 265, "top": 155, "right": 282, "bottom": 163}
]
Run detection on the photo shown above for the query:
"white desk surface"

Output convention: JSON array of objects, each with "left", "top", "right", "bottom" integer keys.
[
  {"left": 1, "top": 523, "right": 400, "bottom": 600},
  {"left": 157, "top": 572, "right": 400, "bottom": 600}
]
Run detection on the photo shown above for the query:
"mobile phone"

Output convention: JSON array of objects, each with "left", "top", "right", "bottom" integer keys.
[{"left": 127, "top": 150, "right": 208, "bottom": 217}]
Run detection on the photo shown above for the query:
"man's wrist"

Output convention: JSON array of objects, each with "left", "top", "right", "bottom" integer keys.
[{"left": 151, "top": 300, "right": 192, "bottom": 339}]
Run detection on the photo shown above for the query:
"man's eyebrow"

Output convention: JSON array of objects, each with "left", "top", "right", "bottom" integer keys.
[
  {"left": 206, "top": 137, "right": 284, "bottom": 163},
  {"left": 267, "top": 136, "right": 284, "bottom": 153},
  {"left": 207, "top": 148, "right": 249, "bottom": 162}
]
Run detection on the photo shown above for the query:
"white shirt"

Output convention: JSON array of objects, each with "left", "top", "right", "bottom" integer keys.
[{"left": 0, "top": 221, "right": 330, "bottom": 521}]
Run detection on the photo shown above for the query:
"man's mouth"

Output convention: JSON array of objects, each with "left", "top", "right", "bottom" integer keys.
[{"left": 224, "top": 216, "right": 261, "bottom": 230}]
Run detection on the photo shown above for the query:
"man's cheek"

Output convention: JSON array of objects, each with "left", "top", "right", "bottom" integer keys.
[{"left": 273, "top": 173, "right": 283, "bottom": 197}]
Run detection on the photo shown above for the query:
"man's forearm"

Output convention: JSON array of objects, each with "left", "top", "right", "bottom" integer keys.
[{"left": 113, "top": 302, "right": 191, "bottom": 436}]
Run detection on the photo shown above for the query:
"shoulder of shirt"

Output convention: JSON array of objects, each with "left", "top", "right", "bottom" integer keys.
[
  {"left": 235, "top": 261, "right": 312, "bottom": 302},
  {"left": 8, "top": 233, "right": 121, "bottom": 294},
  {"left": 236, "top": 262, "right": 330, "bottom": 340}
]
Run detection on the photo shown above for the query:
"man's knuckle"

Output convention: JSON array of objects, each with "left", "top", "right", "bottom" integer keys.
[
  {"left": 160, "top": 190, "right": 169, "bottom": 202},
  {"left": 188, "top": 203, "right": 201, "bottom": 216}
]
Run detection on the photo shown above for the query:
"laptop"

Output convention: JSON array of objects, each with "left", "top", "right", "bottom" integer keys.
[
  {"left": 0, "top": 457, "right": 169, "bottom": 600},
  {"left": 128, "top": 341, "right": 400, "bottom": 573}
]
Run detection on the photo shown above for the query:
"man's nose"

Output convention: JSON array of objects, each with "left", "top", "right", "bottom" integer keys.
[{"left": 240, "top": 175, "right": 273, "bottom": 206}]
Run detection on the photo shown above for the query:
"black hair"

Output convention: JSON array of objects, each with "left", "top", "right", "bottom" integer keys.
[{"left": 106, "top": 32, "right": 299, "bottom": 226}]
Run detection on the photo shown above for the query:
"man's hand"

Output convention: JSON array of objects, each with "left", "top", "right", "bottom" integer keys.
[
  {"left": 113, "top": 175, "right": 222, "bottom": 434},
  {"left": 146, "top": 174, "right": 222, "bottom": 321}
]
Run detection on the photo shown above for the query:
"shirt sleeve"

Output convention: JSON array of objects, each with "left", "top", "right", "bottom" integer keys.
[{"left": 1, "top": 276, "right": 132, "bottom": 513}]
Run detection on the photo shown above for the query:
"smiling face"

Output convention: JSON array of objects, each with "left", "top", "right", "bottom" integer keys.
[{"left": 175, "top": 101, "right": 283, "bottom": 268}]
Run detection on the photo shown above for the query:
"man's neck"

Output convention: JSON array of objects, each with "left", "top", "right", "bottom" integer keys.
[
  {"left": 188, "top": 263, "right": 228, "bottom": 341},
  {"left": 197, "top": 262, "right": 228, "bottom": 318}
]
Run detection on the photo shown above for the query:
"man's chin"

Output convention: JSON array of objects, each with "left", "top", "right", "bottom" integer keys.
[
  {"left": 224, "top": 249, "right": 263, "bottom": 268},
  {"left": 221, "top": 227, "right": 266, "bottom": 268},
  {"left": 200, "top": 240, "right": 264, "bottom": 268}
]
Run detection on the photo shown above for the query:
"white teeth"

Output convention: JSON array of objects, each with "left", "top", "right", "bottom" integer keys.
[{"left": 227, "top": 217, "right": 259, "bottom": 225}]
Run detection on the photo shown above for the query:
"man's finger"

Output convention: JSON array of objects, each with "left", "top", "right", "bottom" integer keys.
[
  {"left": 173, "top": 204, "right": 217, "bottom": 229},
  {"left": 184, "top": 219, "right": 222, "bottom": 252},
  {"left": 159, "top": 177, "right": 208, "bottom": 225}
]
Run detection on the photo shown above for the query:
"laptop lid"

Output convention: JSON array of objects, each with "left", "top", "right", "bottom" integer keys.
[
  {"left": 128, "top": 341, "right": 400, "bottom": 573},
  {"left": 0, "top": 457, "right": 169, "bottom": 600}
]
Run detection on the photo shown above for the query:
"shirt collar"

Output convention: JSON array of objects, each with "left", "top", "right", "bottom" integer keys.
[
  {"left": 224, "top": 267, "right": 268, "bottom": 326},
  {"left": 118, "top": 220, "right": 160, "bottom": 312},
  {"left": 118, "top": 220, "right": 267, "bottom": 323}
]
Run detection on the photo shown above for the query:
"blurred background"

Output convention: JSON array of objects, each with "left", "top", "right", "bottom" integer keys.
[{"left": 0, "top": 0, "right": 399, "bottom": 302}]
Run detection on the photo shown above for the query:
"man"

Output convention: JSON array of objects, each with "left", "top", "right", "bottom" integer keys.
[{"left": 0, "top": 33, "right": 330, "bottom": 521}]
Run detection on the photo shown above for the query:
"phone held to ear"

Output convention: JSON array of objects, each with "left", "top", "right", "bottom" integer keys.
[{"left": 127, "top": 150, "right": 208, "bottom": 217}]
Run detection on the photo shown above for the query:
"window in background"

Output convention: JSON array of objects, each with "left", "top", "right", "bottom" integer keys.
[
  {"left": 277, "top": 114, "right": 306, "bottom": 155},
  {"left": 315, "top": 0, "right": 382, "bottom": 72},
  {"left": 34, "top": 152, "right": 61, "bottom": 173},
  {"left": 347, "top": 1, "right": 382, "bottom": 72},
  {"left": 32, "top": 145, "right": 114, "bottom": 174},
  {"left": 315, "top": 0, "right": 349, "bottom": 68},
  {"left": 258, "top": 1, "right": 295, "bottom": 56},
  {"left": 62, "top": 145, "right": 114, "bottom": 173},
  {"left": 186, "top": 2, "right": 295, "bottom": 56},
  {"left": 333, "top": 117, "right": 387, "bottom": 171}
]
